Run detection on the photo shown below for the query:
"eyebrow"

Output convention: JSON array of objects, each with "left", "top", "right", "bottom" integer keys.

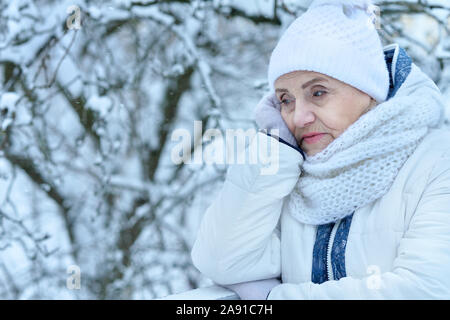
[{"left": 275, "top": 77, "right": 328, "bottom": 93}]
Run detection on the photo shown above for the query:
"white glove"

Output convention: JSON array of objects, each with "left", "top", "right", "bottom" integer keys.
[
  {"left": 253, "top": 92, "right": 299, "bottom": 148},
  {"left": 221, "top": 278, "right": 281, "bottom": 300}
]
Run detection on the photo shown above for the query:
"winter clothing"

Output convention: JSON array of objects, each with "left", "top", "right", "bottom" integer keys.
[
  {"left": 191, "top": 130, "right": 304, "bottom": 285},
  {"left": 253, "top": 92, "right": 299, "bottom": 149},
  {"left": 268, "top": 0, "right": 390, "bottom": 102},
  {"left": 222, "top": 278, "right": 282, "bottom": 300},
  {"left": 190, "top": 43, "right": 450, "bottom": 299},
  {"left": 287, "top": 44, "right": 444, "bottom": 225}
]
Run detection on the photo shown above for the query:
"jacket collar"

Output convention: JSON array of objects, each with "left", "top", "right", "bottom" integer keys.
[{"left": 383, "top": 43, "right": 412, "bottom": 100}]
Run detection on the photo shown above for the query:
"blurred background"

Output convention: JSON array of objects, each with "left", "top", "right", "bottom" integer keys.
[{"left": 0, "top": 0, "right": 450, "bottom": 299}]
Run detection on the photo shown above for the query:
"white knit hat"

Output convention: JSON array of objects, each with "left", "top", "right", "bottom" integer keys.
[{"left": 267, "top": 0, "right": 390, "bottom": 102}]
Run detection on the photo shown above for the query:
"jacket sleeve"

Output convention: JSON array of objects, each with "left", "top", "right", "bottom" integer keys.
[
  {"left": 268, "top": 148, "right": 450, "bottom": 299},
  {"left": 191, "top": 130, "right": 304, "bottom": 285}
]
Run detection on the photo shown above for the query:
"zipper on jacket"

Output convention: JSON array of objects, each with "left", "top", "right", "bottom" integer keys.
[{"left": 326, "top": 219, "right": 341, "bottom": 281}]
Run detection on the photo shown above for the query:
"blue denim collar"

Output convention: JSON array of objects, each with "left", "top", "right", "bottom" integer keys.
[{"left": 383, "top": 43, "right": 412, "bottom": 100}]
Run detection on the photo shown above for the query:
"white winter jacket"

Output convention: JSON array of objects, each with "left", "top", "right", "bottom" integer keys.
[{"left": 191, "top": 45, "right": 450, "bottom": 299}]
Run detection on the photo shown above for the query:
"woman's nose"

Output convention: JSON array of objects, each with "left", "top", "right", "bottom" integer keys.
[{"left": 292, "top": 101, "right": 315, "bottom": 128}]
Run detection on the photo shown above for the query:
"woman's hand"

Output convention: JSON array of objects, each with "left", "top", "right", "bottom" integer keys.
[{"left": 254, "top": 92, "right": 299, "bottom": 148}]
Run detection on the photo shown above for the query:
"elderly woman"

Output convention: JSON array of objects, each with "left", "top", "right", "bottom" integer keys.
[{"left": 191, "top": 0, "right": 450, "bottom": 299}]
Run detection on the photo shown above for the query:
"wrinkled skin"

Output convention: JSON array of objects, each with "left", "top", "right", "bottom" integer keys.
[{"left": 275, "top": 70, "right": 377, "bottom": 156}]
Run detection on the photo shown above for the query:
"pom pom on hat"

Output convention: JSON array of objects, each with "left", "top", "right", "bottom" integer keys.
[
  {"left": 267, "top": 0, "right": 389, "bottom": 102},
  {"left": 309, "top": 0, "right": 379, "bottom": 19}
]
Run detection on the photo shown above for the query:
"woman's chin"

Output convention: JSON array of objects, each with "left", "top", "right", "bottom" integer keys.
[
  {"left": 305, "top": 148, "right": 321, "bottom": 157},
  {"left": 300, "top": 136, "right": 331, "bottom": 156}
]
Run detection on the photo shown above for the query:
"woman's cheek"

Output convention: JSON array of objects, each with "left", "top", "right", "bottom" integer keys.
[
  {"left": 294, "top": 128, "right": 303, "bottom": 144},
  {"left": 281, "top": 110, "right": 295, "bottom": 133},
  {"left": 280, "top": 108, "right": 289, "bottom": 121},
  {"left": 319, "top": 110, "right": 348, "bottom": 136}
]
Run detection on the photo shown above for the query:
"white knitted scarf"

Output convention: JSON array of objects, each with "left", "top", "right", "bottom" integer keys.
[{"left": 287, "top": 63, "right": 445, "bottom": 225}]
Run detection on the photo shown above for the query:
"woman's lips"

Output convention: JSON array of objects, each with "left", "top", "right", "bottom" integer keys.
[{"left": 303, "top": 133, "right": 325, "bottom": 144}]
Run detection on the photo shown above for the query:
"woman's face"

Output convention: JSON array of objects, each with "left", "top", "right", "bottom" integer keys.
[{"left": 275, "top": 70, "right": 376, "bottom": 156}]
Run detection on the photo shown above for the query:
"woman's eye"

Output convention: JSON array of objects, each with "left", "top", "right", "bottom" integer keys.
[
  {"left": 280, "top": 98, "right": 293, "bottom": 106},
  {"left": 313, "top": 90, "right": 327, "bottom": 97}
]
